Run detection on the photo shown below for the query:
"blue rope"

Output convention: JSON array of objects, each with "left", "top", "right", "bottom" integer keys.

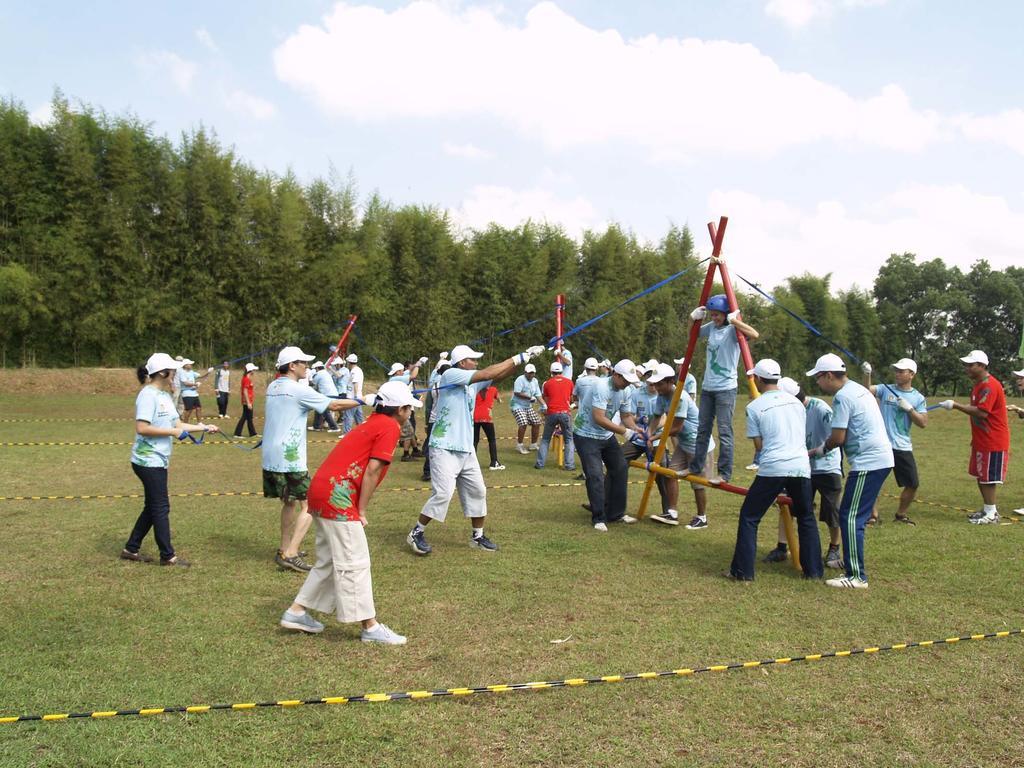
[
  {"left": 469, "top": 312, "right": 554, "bottom": 348},
  {"left": 225, "top": 321, "right": 353, "bottom": 366},
  {"left": 560, "top": 315, "right": 605, "bottom": 360},
  {"left": 550, "top": 259, "right": 709, "bottom": 349}
]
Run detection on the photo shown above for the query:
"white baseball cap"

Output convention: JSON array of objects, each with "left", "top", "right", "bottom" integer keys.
[
  {"left": 550, "top": 362, "right": 563, "bottom": 374},
  {"left": 747, "top": 358, "right": 781, "bottom": 379},
  {"left": 244, "top": 363, "right": 259, "bottom": 372},
  {"left": 600, "top": 359, "right": 612, "bottom": 368},
  {"left": 959, "top": 350, "right": 989, "bottom": 366},
  {"left": 180, "top": 358, "right": 195, "bottom": 366},
  {"left": 806, "top": 353, "right": 846, "bottom": 377},
  {"left": 311, "top": 360, "right": 325, "bottom": 370},
  {"left": 329, "top": 358, "right": 345, "bottom": 368},
  {"left": 891, "top": 358, "right": 918, "bottom": 374},
  {"left": 1012, "top": 368, "right": 1024, "bottom": 377},
  {"left": 612, "top": 359, "right": 640, "bottom": 384},
  {"left": 778, "top": 376, "right": 800, "bottom": 397},
  {"left": 374, "top": 381, "right": 423, "bottom": 408},
  {"left": 673, "top": 356, "right": 687, "bottom": 365},
  {"left": 647, "top": 362, "right": 676, "bottom": 384},
  {"left": 524, "top": 363, "right": 537, "bottom": 373},
  {"left": 276, "top": 346, "right": 316, "bottom": 367},
  {"left": 388, "top": 362, "right": 405, "bottom": 375},
  {"left": 450, "top": 344, "right": 484, "bottom": 365},
  {"left": 583, "top": 357, "right": 599, "bottom": 370},
  {"left": 345, "top": 353, "right": 358, "bottom": 363},
  {"left": 145, "top": 352, "right": 183, "bottom": 375}
]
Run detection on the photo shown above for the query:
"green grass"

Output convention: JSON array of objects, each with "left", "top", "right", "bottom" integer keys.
[{"left": 2, "top": 389, "right": 1023, "bottom": 767}]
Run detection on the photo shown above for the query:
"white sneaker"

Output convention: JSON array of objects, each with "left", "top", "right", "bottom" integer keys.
[
  {"left": 1014, "top": 508, "right": 1024, "bottom": 516},
  {"left": 745, "top": 463, "right": 759, "bottom": 471},
  {"left": 280, "top": 610, "right": 324, "bottom": 634},
  {"left": 969, "top": 512, "right": 1000, "bottom": 525},
  {"left": 650, "top": 512, "right": 679, "bottom": 526},
  {"left": 516, "top": 444, "right": 529, "bottom": 454},
  {"left": 529, "top": 443, "right": 540, "bottom": 451},
  {"left": 489, "top": 463, "right": 506, "bottom": 471},
  {"left": 593, "top": 522, "right": 608, "bottom": 532},
  {"left": 361, "top": 622, "right": 407, "bottom": 645},
  {"left": 825, "top": 576, "right": 869, "bottom": 589},
  {"left": 616, "top": 515, "right": 637, "bottom": 524}
]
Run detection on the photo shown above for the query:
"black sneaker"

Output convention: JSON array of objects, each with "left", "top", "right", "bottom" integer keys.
[
  {"left": 120, "top": 548, "right": 153, "bottom": 563},
  {"left": 159, "top": 555, "right": 191, "bottom": 568},
  {"left": 275, "top": 552, "right": 311, "bottom": 572},
  {"left": 470, "top": 534, "right": 498, "bottom": 552},
  {"left": 762, "top": 546, "right": 788, "bottom": 563},
  {"left": 685, "top": 515, "right": 707, "bottom": 530},
  {"left": 407, "top": 528, "right": 432, "bottom": 556},
  {"left": 419, "top": 474, "right": 431, "bottom": 483}
]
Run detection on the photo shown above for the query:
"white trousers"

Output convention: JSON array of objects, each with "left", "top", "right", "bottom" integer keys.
[
  {"left": 295, "top": 517, "right": 374, "bottom": 623},
  {"left": 420, "top": 447, "right": 488, "bottom": 523}
]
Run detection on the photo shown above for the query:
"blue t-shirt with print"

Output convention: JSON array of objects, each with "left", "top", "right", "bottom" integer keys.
[
  {"left": 429, "top": 367, "right": 490, "bottom": 454},
  {"left": 831, "top": 380, "right": 895, "bottom": 472},
  {"left": 333, "top": 366, "right": 351, "bottom": 395},
  {"left": 699, "top": 323, "right": 740, "bottom": 392},
  {"left": 804, "top": 397, "right": 841, "bottom": 475},
  {"left": 574, "top": 377, "right": 631, "bottom": 440},
  {"left": 262, "top": 377, "right": 332, "bottom": 473},
  {"left": 745, "top": 390, "right": 810, "bottom": 478},
  {"left": 131, "top": 385, "right": 179, "bottom": 468},
  {"left": 511, "top": 375, "right": 542, "bottom": 411},
  {"left": 875, "top": 386, "right": 926, "bottom": 452}
]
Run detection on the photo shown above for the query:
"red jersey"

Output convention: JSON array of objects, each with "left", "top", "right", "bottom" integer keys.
[
  {"left": 474, "top": 386, "right": 499, "bottom": 423},
  {"left": 307, "top": 413, "right": 401, "bottom": 521},
  {"left": 241, "top": 373, "right": 255, "bottom": 403},
  {"left": 970, "top": 376, "right": 1009, "bottom": 451},
  {"left": 542, "top": 375, "right": 574, "bottom": 414}
]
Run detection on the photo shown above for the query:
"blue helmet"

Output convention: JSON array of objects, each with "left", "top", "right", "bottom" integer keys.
[{"left": 706, "top": 294, "right": 730, "bottom": 314}]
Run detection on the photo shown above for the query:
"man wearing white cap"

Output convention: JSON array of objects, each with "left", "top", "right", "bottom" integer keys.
[
  {"left": 861, "top": 358, "right": 928, "bottom": 524},
  {"left": 263, "top": 346, "right": 364, "bottom": 573},
  {"left": 535, "top": 361, "right": 576, "bottom": 471},
  {"left": 807, "top": 353, "right": 893, "bottom": 589},
  {"left": 310, "top": 361, "right": 342, "bottom": 433},
  {"left": 512, "top": 363, "right": 544, "bottom": 453},
  {"left": 406, "top": 342, "right": 546, "bottom": 555},
  {"left": 938, "top": 350, "right": 1011, "bottom": 524},
  {"left": 573, "top": 360, "right": 641, "bottom": 531},
  {"left": 728, "top": 360, "right": 822, "bottom": 581},
  {"left": 280, "top": 381, "right": 421, "bottom": 645},
  {"left": 346, "top": 353, "right": 366, "bottom": 428},
  {"left": 598, "top": 359, "right": 612, "bottom": 378},
  {"left": 233, "top": 362, "right": 260, "bottom": 437},
  {"left": 178, "top": 358, "right": 213, "bottom": 424}
]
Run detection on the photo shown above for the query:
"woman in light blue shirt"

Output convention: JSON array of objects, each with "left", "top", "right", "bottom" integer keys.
[{"left": 121, "top": 353, "right": 218, "bottom": 567}]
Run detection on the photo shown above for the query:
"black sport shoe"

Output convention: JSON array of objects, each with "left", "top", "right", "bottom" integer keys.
[
  {"left": 275, "top": 552, "right": 311, "bottom": 572},
  {"left": 407, "top": 528, "right": 432, "bottom": 556},
  {"left": 419, "top": 474, "right": 431, "bottom": 482},
  {"left": 160, "top": 555, "right": 191, "bottom": 568},
  {"left": 469, "top": 534, "right": 498, "bottom": 552},
  {"left": 120, "top": 548, "right": 153, "bottom": 563},
  {"left": 762, "top": 546, "right": 788, "bottom": 563}
]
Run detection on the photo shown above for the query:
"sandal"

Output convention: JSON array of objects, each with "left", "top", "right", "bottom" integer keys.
[{"left": 894, "top": 515, "right": 916, "bottom": 525}]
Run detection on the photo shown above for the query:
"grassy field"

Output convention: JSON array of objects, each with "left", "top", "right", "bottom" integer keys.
[{"left": 1, "top": 379, "right": 1023, "bottom": 767}]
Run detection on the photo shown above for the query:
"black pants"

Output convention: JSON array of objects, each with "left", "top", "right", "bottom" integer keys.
[
  {"left": 422, "top": 423, "right": 433, "bottom": 477},
  {"left": 216, "top": 391, "right": 229, "bottom": 416},
  {"left": 574, "top": 434, "right": 627, "bottom": 524},
  {"left": 126, "top": 463, "right": 174, "bottom": 560},
  {"left": 474, "top": 421, "right": 499, "bottom": 466},
  {"left": 234, "top": 404, "right": 256, "bottom": 436}
]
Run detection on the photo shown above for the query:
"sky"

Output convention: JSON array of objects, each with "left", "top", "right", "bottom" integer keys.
[{"left": 2, "top": 0, "right": 1022, "bottom": 291}]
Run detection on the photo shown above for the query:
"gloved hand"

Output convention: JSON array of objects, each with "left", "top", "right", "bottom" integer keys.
[
  {"left": 690, "top": 306, "right": 707, "bottom": 321},
  {"left": 207, "top": 367, "right": 215, "bottom": 373},
  {"left": 897, "top": 397, "right": 914, "bottom": 413},
  {"left": 513, "top": 345, "right": 546, "bottom": 365},
  {"left": 861, "top": 362, "right": 872, "bottom": 375},
  {"left": 727, "top": 310, "right": 740, "bottom": 324},
  {"left": 439, "top": 351, "right": 448, "bottom": 360},
  {"left": 417, "top": 356, "right": 428, "bottom": 366},
  {"left": 712, "top": 255, "right": 727, "bottom": 266},
  {"left": 939, "top": 400, "right": 955, "bottom": 410},
  {"left": 808, "top": 443, "right": 826, "bottom": 458}
]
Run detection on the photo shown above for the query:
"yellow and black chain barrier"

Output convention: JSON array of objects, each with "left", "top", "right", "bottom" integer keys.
[{"left": 2, "top": 629, "right": 1019, "bottom": 724}]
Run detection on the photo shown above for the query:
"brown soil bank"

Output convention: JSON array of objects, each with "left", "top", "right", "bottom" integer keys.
[{"left": 0, "top": 368, "right": 142, "bottom": 395}]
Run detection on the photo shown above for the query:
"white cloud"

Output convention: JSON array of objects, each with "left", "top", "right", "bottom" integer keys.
[
  {"left": 226, "top": 90, "right": 278, "bottom": 120},
  {"left": 765, "top": 0, "right": 889, "bottom": 30},
  {"left": 453, "top": 183, "right": 599, "bottom": 235},
  {"left": 273, "top": 1, "right": 943, "bottom": 158},
  {"left": 955, "top": 109, "right": 1024, "bottom": 156},
  {"left": 196, "top": 27, "right": 220, "bottom": 53},
  {"left": 135, "top": 50, "right": 198, "bottom": 94},
  {"left": 29, "top": 102, "right": 53, "bottom": 126},
  {"left": 706, "top": 184, "right": 1024, "bottom": 291},
  {"left": 442, "top": 141, "right": 491, "bottom": 159}
]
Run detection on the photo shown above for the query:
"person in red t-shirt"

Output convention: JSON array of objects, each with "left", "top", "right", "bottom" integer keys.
[
  {"left": 939, "top": 350, "right": 1010, "bottom": 524},
  {"left": 279, "top": 381, "right": 421, "bottom": 644},
  {"left": 473, "top": 384, "right": 504, "bottom": 470},
  {"left": 233, "top": 363, "right": 259, "bottom": 437},
  {"left": 535, "top": 361, "right": 576, "bottom": 471}
]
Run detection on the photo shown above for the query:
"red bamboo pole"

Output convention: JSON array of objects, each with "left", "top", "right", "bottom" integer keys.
[{"left": 325, "top": 314, "right": 358, "bottom": 368}]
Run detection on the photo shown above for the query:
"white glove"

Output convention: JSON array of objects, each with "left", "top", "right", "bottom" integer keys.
[
  {"left": 939, "top": 399, "right": 955, "bottom": 410},
  {"left": 417, "top": 356, "right": 428, "bottom": 366},
  {"left": 712, "top": 255, "right": 727, "bottom": 266},
  {"left": 727, "top": 310, "right": 740, "bottom": 324},
  {"left": 207, "top": 367, "right": 215, "bottom": 373},
  {"left": 514, "top": 345, "right": 546, "bottom": 365},
  {"left": 623, "top": 428, "right": 637, "bottom": 443},
  {"left": 690, "top": 306, "right": 707, "bottom": 321},
  {"left": 897, "top": 398, "right": 913, "bottom": 413},
  {"left": 808, "top": 443, "right": 826, "bottom": 458},
  {"left": 439, "top": 351, "right": 448, "bottom": 360},
  {"left": 861, "top": 362, "right": 872, "bottom": 375}
]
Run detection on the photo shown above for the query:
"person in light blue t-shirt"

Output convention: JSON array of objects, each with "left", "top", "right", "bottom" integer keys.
[
  {"left": 178, "top": 358, "right": 213, "bottom": 424},
  {"left": 407, "top": 342, "right": 546, "bottom": 557},
  {"left": 122, "top": 353, "right": 219, "bottom": 568},
  {"left": 310, "top": 361, "right": 342, "bottom": 433},
  {"left": 808, "top": 353, "right": 894, "bottom": 590},
  {"left": 728, "top": 360, "right": 822, "bottom": 582},
  {"left": 685, "top": 294, "right": 760, "bottom": 487},
  {"left": 861, "top": 358, "right": 928, "bottom": 524},
  {"left": 512, "top": 365, "right": 544, "bottom": 453}
]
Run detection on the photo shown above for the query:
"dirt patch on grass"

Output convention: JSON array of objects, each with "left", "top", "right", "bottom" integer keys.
[{"left": 0, "top": 368, "right": 140, "bottom": 395}]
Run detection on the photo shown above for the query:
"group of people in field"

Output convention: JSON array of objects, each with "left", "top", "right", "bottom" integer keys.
[{"left": 122, "top": 282, "right": 1022, "bottom": 643}]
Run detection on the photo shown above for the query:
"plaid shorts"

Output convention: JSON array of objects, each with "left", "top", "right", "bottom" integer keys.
[
  {"left": 400, "top": 419, "right": 415, "bottom": 440},
  {"left": 262, "top": 470, "right": 312, "bottom": 501},
  {"left": 513, "top": 407, "right": 542, "bottom": 427}
]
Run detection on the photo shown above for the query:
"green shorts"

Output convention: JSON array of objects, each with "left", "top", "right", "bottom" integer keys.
[{"left": 262, "top": 470, "right": 311, "bottom": 501}]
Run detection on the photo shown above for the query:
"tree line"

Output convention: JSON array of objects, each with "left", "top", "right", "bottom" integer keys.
[{"left": 1, "top": 93, "right": 1022, "bottom": 394}]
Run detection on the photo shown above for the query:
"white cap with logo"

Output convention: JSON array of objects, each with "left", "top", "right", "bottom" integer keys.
[
  {"left": 747, "top": 358, "right": 781, "bottom": 379},
  {"left": 450, "top": 344, "right": 485, "bottom": 365},
  {"left": 245, "top": 362, "right": 259, "bottom": 372},
  {"left": 959, "top": 350, "right": 989, "bottom": 366},
  {"left": 612, "top": 359, "right": 640, "bottom": 384},
  {"left": 145, "top": 353, "right": 183, "bottom": 376},
  {"left": 646, "top": 362, "right": 676, "bottom": 384},
  {"left": 891, "top": 358, "right": 918, "bottom": 374},
  {"left": 806, "top": 353, "right": 847, "bottom": 377},
  {"left": 276, "top": 346, "right": 316, "bottom": 368}
]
